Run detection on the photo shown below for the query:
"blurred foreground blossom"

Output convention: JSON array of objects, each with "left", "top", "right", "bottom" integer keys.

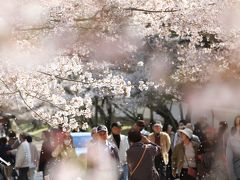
[{"left": 49, "top": 142, "right": 118, "bottom": 180}]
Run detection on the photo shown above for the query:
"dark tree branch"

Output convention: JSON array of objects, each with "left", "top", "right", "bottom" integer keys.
[
  {"left": 74, "top": 10, "right": 101, "bottom": 21},
  {"left": 124, "top": 7, "right": 179, "bottom": 13},
  {"left": 112, "top": 103, "right": 136, "bottom": 121},
  {"left": 0, "top": 79, "right": 12, "bottom": 92},
  {"left": 179, "top": 102, "right": 184, "bottom": 120},
  {"left": 148, "top": 104, "right": 178, "bottom": 131}
]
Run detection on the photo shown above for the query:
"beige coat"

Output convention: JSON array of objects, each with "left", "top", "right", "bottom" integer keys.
[{"left": 148, "top": 132, "right": 171, "bottom": 165}]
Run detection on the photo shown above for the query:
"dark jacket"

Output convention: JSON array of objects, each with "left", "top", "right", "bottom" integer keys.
[
  {"left": 0, "top": 144, "right": 13, "bottom": 163},
  {"left": 172, "top": 141, "right": 202, "bottom": 176},
  {"left": 38, "top": 141, "right": 53, "bottom": 172},
  {"left": 127, "top": 142, "right": 160, "bottom": 180}
]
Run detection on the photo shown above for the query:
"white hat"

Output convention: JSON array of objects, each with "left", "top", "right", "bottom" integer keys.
[
  {"left": 153, "top": 122, "right": 163, "bottom": 129},
  {"left": 178, "top": 128, "right": 193, "bottom": 139}
]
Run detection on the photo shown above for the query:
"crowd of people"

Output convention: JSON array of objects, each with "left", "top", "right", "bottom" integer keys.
[
  {"left": 0, "top": 128, "right": 78, "bottom": 180},
  {"left": 0, "top": 131, "right": 39, "bottom": 180},
  {"left": 0, "top": 116, "right": 239, "bottom": 180},
  {"left": 88, "top": 117, "right": 240, "bottom": 180}
]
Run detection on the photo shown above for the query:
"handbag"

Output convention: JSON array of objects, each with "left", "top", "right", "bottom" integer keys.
[
  {"left": 128, "top": 145, "right": 147, "bottom": 176},
  {"left": 184, "top": 152, "right": 197, "bottom": 177},
  {"left": 187, "top": 167, "right": 197, "bottom": 177}
]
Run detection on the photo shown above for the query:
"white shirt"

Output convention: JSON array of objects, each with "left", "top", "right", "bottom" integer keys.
[
  {"left": 108, "top": 134, "right": 129, "bottom": 165},
  {"left": 15, "top": 141, "right": 31, "bottom": 168}
]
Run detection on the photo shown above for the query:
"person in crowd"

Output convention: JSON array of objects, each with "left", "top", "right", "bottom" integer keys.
[
  {"left": 26, "top": 135, "right": 39, "bottom": 180},
  {"left": 38, "top": 131, "right": 54, "bottom": 180},
  {"left": 108, "top": 122, "right": 129, "bottom": 180},
  {"left": 8, "top": 130, "right": 16, "bottom": 146},
  {"left": 193, "top": 117, "right": 209, "bottom": 145},
  {"left": 217, "top": 121, "right": 229, "bottom": 157},
  {"left": 203, "top": 122, "right": 228, "bottom": 180},
  {"left": 7, "top": 130, "right": 19, "bottom": 180},
  {"left": 165, "top": 124, "right": 175, "bottom": 180},
  {"left": 199, "top": 126, "right": 217, "bottom": 177},
  {"left": 87, "top": 124, "right": 120, "bottom": 177},
  {"left": 96, "top": 125, "right": 119, "bottom": 161},
  {"left": 186, "top": 123, "right": 201, "bottom": 145},
  {"left": 0, "top": 122, "right": 5, "bottom": 137},
  {"left": 166, "top": 125, "right": 175, "bottom": 151},
  {"left": 232, "top": 115, "right": 240, "bottom": 134},
  {"left": 226, "top": 116, "right": 240, "bottom": 180},
  {"left": 148, "top": 122, "right": 171, "bottom": 180},
  {"left": 172, "top": 128, "right": 201, "bottom": 180},
  {"left": 127, "top": 129, "right": 161, "bottom": 180},
  {"left": 90, "top": 127, "right": 98, "bottom": 143},
  {"left": 132, "top": 121, "right": 151, "bottom": 144},
  {"left": 50, "top": 132, "right": 78, "bottom": 180},
  {"left": 133, "top": 120, "right": 150, "bottom": 136},
  {"left": 15, "top": 133, "right": 31, "bottom": 180},
  {"left": 49, "top": 128, "right": 65, "bottom": 148},
  {"left": 173, "top": 120, "right": 186, "bottom": 148},
  {"left": 8, "top": 130, "right": 20, "bottom": 149},
  {"left": 0, "top": 137, "right": 13, "bottom": 180},
  {"left": 51, "top": 132, "right": 77, "bottom": 161}
]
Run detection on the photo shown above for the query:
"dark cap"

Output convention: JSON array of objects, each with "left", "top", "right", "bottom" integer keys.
[
  {"left": 111, "top": 121, "right": 122, "bottom": 128},
  {"left": 97, "top": 125, "right": 108, "bottom": 133},
  {"left": 136, "top": 120, "right": 145, "bottom": 127}
]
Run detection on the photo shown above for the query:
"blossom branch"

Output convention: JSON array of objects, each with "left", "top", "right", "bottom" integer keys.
[
  {"left": 38, "top": 71, "right": 91, "bottom": 84},
  {"left": 23, "top": 90, "right": 66, "bottom": 111},
  {"left": 0, "top": 79, "right": 12, "bottom": 92},
  {"left": 17, "top": 90, "right": 47, "bottom": 122}
]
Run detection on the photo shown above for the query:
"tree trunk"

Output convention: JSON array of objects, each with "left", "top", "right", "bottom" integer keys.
[
  {"left": 211, "top": 109, "right": 214, "bottom": 127},
  {"left": 97, "top": 101, "right": 107, "bottom": 125},
  {"left": 105, "top": 97, "right": 113, "bottom": 132},
  {"left": 94, "top": 96, "right": 99, "bottom": 126},
  {"left": 179, "top": 102, "right": 184, "bottom": 120},
  {"left": 149, "top": 104, "right": 178, "bottom": 131},
  {"left": 149, "top": 107, "right": 155, "bottom": 131},
  {"left": 185, "top": 104, "right": 192, "bottom": 123},
  {"left": 112, "top": 103, "right": 137, "bottom": 122}
]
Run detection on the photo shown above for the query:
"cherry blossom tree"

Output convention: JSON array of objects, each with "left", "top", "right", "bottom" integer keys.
[{"left": 0, "top": 0, "right": 240, "bottom": 129}]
